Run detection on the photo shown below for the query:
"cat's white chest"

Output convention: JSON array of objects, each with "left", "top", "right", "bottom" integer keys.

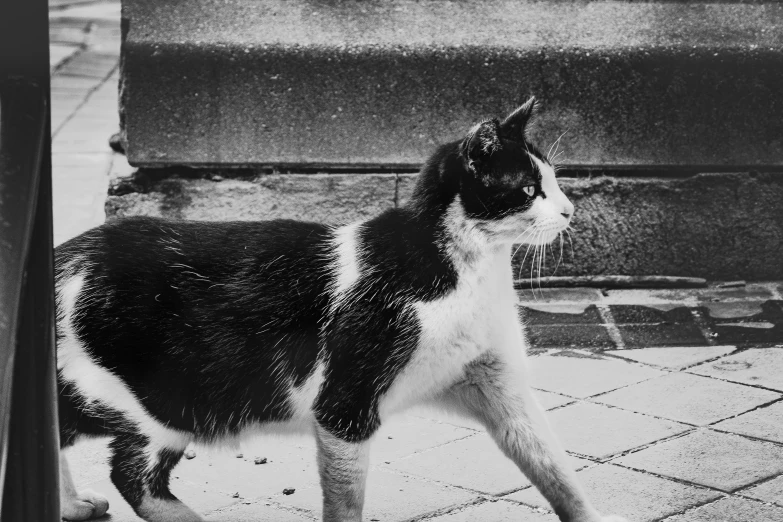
[{"left": 379, "top": 251, "right": 524, "bottom": 415}]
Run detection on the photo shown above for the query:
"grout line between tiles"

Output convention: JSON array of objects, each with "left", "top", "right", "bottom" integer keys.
[{"left": 52, "top": 60, "right": 119, "bottom": 137}]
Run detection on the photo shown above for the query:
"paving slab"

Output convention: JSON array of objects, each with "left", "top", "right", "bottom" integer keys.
[
  {"left": 506, "top": 464, "right": 720, "bottom": 522},
  {"left": 547, "top": 402, "right": 689, "bottom": 460},
  {"left": 517, "top": 288, "right": 604, "bottom": 304},
  {"left": 52, "top": 152, "right": 112, "bottom": 246},
  {"left": 409, "top": 406, "right": 484, "bottom": 432},
  {"left": 386, "top": 432, "right": 588, "bottom": 495},
  {"left": 712, "top": 320, "right": 783, "bottom": 346},
  {"left": 369, "top": 413, "right": 474, "bottom": 465},
  {"left": 520, "top": 304, "right": 604, "bottom": 325},
  {"left": 606, "top": 346, "right": 737, "bottom": 370},
  {"left": 604, "top": 285, "right": 777, "bottom": 307},
  {"left": 616, "top": 430, "right": 783, "bottom": 492},
  {"left": 609, "top": 305, "right": 695, "bottom": 325},
  {"left": 53, "top": 76, "right": 119, "bottom": 154},
  {"left": 712, "top": 400, "right": 783, "bottom": 444},
  {"left": 428, "top": 500, "right": 557, "bottom": 521},
  {"left": 595, "top": 372, "right": 781, "bottom": 426},
  {"left": 50, "top": 1, "right": 121, "bottom": 22},
  {"left": 703, "top": 301, "right": 770, "bottom": 319},
  {"left": 526, "top": 324, "right": 615, "bottom": 350},
  {"left": 740, "top": 474, "right": 783, "bottom": 507},
  {"left": 206, "top": 501, "right": 312, "bottom": 522},
  {"left": 534, "top": 390, "right": 576, "bottom": 411},
  {"left": 689, "top": 348, "right": 783, "bottom": 391},
  {"left": 617, "top": 323, "right": 709, "bottom": 348},
  {"left": 174, "top": 439, "right": 320, "bottom": 499},
  {"left": 664, "top": 496, "right": 783, "bottom": 522},
  {"left": 277, "top": 468, "right": 478, "bottom": 522},
  {"left": 50, "top": 43, "right": 81, "bottom": 72},
  {"left": 528, "top": 354, "right": 665, "bottom": 398},
  {"left": 58, "top": 49, "right": 118, "bottom": 79}
]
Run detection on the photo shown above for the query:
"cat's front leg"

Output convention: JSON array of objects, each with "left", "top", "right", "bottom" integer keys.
[
  {"left": 315, "top": 424, "right": 371, "bottom": 522},
  {"left": 440, "top": 354, "right": 629, "bottom": 522}
]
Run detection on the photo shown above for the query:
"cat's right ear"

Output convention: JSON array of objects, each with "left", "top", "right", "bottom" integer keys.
[
  {"left": 500, "top": 96, "right": 538, "bottom": 138},
  {"left": 460, "top": 119, "right": 501, "bottom": 174}
]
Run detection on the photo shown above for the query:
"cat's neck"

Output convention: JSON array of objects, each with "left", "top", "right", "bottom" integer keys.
[{"left": 402, "top": 141, "right": 513, "bottom": 276}]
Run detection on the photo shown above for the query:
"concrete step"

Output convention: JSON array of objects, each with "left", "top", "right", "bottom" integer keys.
[
  {"left": 120, "top": 0, "right": 783, "bottom": 168},
  {"left": 106, "top": 169, "right": 783, "bottom": 280}
]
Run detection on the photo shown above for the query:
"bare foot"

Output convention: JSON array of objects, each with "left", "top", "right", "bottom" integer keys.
[{"left": 61, "top": 488, "right": 109, "bottom": 520}]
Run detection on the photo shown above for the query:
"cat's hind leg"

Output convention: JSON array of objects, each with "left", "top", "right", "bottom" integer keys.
[
  {"left": 315, "top": 424, "right": 371, "bottom": 522},
  {"left": 109, "top": 432, "right": 202, "bottom": 522},
  {"left": 59, "top": 379, "right": 111, "bottom": 521}
]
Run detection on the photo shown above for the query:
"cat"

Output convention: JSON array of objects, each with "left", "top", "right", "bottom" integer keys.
[{"left": 56, "top": 97, "right": 628, "bottom": 522}]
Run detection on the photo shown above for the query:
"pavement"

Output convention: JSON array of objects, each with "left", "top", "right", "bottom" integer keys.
[{"left": 50, "top": 2, "right": 783, "bottom": 521}]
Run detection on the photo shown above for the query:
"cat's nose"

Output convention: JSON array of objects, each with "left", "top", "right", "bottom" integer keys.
[{"left": 561, "top": 201, "right": 575, "bottom": 220}]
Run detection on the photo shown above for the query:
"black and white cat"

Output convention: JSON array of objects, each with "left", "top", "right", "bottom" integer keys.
[{"left": 56, "top": 98, "right": 628, "bottom": 522}]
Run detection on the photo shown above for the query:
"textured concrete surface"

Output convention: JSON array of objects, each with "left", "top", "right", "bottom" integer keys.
[
  {"left": 105, "top": 169, "right": 783, "bottom": 279},
  {"left": 713, "top": 401, "right": 783, "bottom": 444},
  {"left": 546, "top": 402, "right": 689, "bottom": 460},
  {"left": 616, "top": 429, "right": 783, "bottom": 492},
  {"left": 595, "top": 372, "right": 780, "bottom": 426},
  {"left": 106, "top": 174, "right": 397, "bottom": 225},
  {"left": 665, "top": 496, "right": 783, "bottom": 522},
  {"left": 407, "top": 172, "right": 783, "bottom": 280},
  {"left": 121, "top": 0, "right": 783, "bottom": 167},
  {"left": 606, "top": 346, "right": 736, "bottom": 370},
  {"left": 742, "top": 474, "right": 783, "bottom": 506},
  {"left": 49, "top": 0, "right": 122, "bottom": 245},
  {"left": 527, "top": 355, "right": 665, "bottom": 398},
  {"left": 689, "top": 348, "right": 783, "bottom": 391},
  {"left": 507, "top": 464, "right": 721, "bottom": 522}
]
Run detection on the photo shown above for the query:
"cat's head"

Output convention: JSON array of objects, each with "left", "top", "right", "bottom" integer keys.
[{"left": 456, "top": 97, "right": 573, "bottom": 246}]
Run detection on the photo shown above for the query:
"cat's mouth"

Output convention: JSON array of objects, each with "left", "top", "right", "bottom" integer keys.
[{"left": 517, "top": 227, "right": 563, "bottom": 245}]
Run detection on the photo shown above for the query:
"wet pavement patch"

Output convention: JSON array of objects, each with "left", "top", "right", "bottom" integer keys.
[
  {"left": 609, "top": 305, "right": 694, "bottom": 324},
  {"left": 618, "top": 323, "right": 708, "bottom": 348},
  {"left": 527, "top": 325, "right": 615, "bottom": 350}
]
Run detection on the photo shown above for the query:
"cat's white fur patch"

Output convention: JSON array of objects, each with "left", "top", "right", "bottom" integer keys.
[
  {"left": 329, "top": 222, "right": 364, "bottom": 313},
  {"left": 57, "top": 274, "right": 192, "bottom": 457},
  {"left": 286, "top": 360, "right": 326, "bottom": 428},
  {"left": 530, "top": 154, "right": 573, "bottom": 220},
  {"left": 379, "top": 199, "right": 526, "bottom": 417}
]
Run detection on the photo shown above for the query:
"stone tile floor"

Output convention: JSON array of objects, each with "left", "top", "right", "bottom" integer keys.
[{"left": 50, "top": 1, "right": 783, "bottom": 521}]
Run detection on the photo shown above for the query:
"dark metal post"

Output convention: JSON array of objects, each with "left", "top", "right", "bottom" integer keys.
[{"left": 0, "top": 0, "right": 60, "bottom": 520}]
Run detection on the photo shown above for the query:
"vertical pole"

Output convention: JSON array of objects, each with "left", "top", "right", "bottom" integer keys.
[
  {"left": 0, "top": 0, "right": 60, "bottom": 519},
  {"left": 0, "top": 136, "right": 59, "bottom": 521}
]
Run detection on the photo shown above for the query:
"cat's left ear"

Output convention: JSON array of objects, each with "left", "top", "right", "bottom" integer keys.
[
  {"left": 460, "top": 118, "right": 502, "bottom": 174},
  {"left": 500, "top": 96, "right": 539, "bottom": 138}
]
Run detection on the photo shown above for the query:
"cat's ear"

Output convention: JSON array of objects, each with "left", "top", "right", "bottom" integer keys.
[
  {"left": 460, "top": 118, "right": 501, "bottom": 173},
  {"left": 500, "top": 96, "right": 539, "bottom": 138}
]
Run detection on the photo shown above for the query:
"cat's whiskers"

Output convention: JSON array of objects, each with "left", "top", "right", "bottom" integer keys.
[
  {"left": 510, "top": 222, "right": 539, "bottom": 259},
  {"left": 564, "top": 226, "right": 576, "bottom": 260},
  {"left": 547, "top": 130, "right": 568, "bottom": 163},
  {"left": 530, "top": 228, "right": 545, "bottom": 298},
  {"left": 517, "top": 222, "right": 543, "bottom": 282},
  {"left": 551, "top": 231, "right": 565, "bottom": 276}
]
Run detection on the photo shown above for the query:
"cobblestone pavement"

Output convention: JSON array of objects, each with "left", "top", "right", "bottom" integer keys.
[{"left": 51, "top": 2, "right": 783, "bottom": 521}]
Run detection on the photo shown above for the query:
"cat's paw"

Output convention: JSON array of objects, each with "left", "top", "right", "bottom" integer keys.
[{"left": 61, "top": 489, "right": 109, "bottom": 520}]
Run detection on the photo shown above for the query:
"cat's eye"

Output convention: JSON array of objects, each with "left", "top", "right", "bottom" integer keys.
[{"left": 522, "top": 185, "right": 536, "bottom": 197}]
